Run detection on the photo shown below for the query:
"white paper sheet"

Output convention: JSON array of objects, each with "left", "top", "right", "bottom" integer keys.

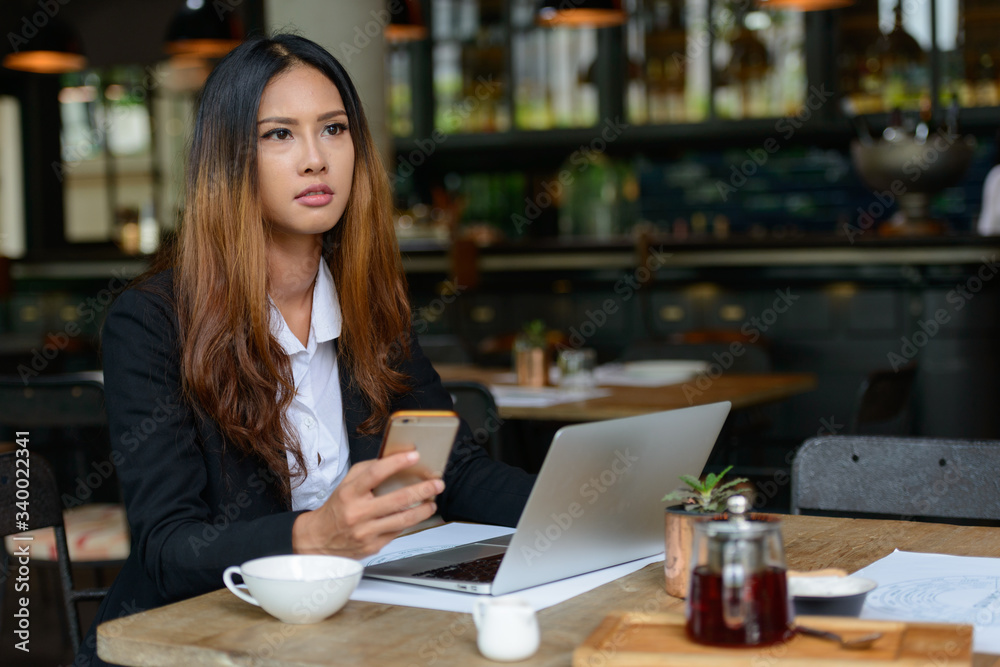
[
  {"left": 352, "top": 523, "right": 662, "bottom": 613},
  {"left": 855, "top": 549, "right": 1000, "bottom": 655}
]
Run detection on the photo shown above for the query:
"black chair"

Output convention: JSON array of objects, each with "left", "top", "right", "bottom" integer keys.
[
  {"left": 0, "top": 451, "right": 109, "bottom": 654},
  {"left": 0, "top": 374, "right": 128, "bottom": 652},
  {"left": 0, "top": 373, "right": 120, "bottom": 505},
  {"left": 850, "top": 362, "right": 917, "bottom": 434},
  {"left": 443, "top": 381, "right": 504, "bottom": 461},
  {"left": 791, "top": 435, "right": 1000, "bottom": 523}
]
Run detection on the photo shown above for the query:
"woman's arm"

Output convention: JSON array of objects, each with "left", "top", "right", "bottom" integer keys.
[{"left": 102, "top": 284, "right": 303, "bottom": 601}]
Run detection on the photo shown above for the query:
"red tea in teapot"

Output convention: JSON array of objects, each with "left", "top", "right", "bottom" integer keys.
[{"left": 686, "top": 564, "right": 793, "bottom": 646}]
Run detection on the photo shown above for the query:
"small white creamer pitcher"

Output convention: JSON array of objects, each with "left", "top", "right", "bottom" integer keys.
[{"left": 472, "top": 595, "right": 540, "bottom": 662}]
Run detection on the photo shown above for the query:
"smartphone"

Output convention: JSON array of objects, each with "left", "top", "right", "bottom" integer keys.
[{"left": 373, "top": 410, "right": 460, "bottom": 497}]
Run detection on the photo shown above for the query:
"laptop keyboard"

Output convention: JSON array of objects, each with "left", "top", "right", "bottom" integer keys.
[{"left": 412, "top": 552, "right": 505, "bottom": 583}]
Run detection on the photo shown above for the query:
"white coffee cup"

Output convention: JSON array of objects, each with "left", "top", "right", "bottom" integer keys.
[
  {"left": 472, "top": 595, "right": 540, "bottom": 662},
  {"left": 223, "top": 554, "right": 362, "bottom": 624}
]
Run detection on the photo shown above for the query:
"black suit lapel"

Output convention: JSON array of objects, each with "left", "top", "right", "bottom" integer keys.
[{"left": 337, "top": 340, "right": 380, "bottom": 462}]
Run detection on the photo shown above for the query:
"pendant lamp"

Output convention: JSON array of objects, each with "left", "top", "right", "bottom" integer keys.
[
  {"left": 165, "top": 0, "right": 244, "bottom": 59},
  {"left": 3, "top": 16, "right": 86, "bottom": 74},
  {"left": 385, "top": 0, "right": 428, "bottom": 43},
  {"left": 536, "top": 0, "right": 627, "bottom": 28},
  {"left": 757, "top": 0, "right": 855, "bottom": 10}
]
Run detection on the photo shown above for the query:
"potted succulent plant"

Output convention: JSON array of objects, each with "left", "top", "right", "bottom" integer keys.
[
  {"left": 662, "top": 465, "right": 749, "bottom": 598},
  {"left": 514, "top": 319, "right": 550, "bottom": 387}
]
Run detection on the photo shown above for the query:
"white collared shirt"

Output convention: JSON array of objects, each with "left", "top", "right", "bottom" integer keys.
[{"left": 270, "top": 260, "right": 351, "bottom": 511}]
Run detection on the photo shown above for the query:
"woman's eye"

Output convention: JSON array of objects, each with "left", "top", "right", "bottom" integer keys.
[
  {"left": 324, "top": 123, "right": 348, "bottom": 136},
  {"left": 262, "top": 128, "right": 291, "bottom": 140}
]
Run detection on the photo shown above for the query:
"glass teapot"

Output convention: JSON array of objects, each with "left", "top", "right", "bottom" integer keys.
[{"left": 686, "top": 495, "right": 794, "bottom": 646}]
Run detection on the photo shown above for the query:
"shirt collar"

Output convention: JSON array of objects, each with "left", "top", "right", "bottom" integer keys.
[
  {"left": 312, "top": 259, "right": 342, "bottom": 344},
  {"left": 269, "top": 260, "right": 342, "bottom": 355}
]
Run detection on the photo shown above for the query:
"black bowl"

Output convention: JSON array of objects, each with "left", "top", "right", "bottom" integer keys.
[{"left": 789, "top": 576, "right": 877, "bottom": 617}]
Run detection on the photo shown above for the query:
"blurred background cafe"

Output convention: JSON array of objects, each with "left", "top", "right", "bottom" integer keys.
[{"left": 1, "top": 2, "right": 1000, "bottom": 658}]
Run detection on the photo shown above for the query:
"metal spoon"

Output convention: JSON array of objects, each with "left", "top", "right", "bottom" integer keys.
[{"left": 795, "top": 625, "right": 883, "bottom": 650}]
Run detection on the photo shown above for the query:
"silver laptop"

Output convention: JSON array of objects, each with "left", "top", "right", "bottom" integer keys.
[{"left": 363, "top": 401, "right": 731, "bottom": 595}]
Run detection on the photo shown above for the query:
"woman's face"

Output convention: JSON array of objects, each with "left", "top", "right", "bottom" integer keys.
[{"left": 257, "top": 65, "right": 355, "bottom": 240}]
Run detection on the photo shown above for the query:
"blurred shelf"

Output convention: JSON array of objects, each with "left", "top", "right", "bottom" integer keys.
[
  {"left": 400, "top": 234, "right": 1000, "bottom": 274},
  {"left": 393, "top": 106, "right": 1000, "bottom": 173},
  {"left": 393, "top": 119, "right": 854, "bottom": 171}
]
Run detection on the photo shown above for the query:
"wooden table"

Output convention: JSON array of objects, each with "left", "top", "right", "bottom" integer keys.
[
  {"left": 98, "top": 515, "right": 1000, "bottom": 666},
  {"left": 434, "top": 364, "right": 817, "bottom": 422}
]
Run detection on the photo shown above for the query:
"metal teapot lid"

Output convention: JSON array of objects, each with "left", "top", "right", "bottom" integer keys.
[{"left": 701, "top": 495, "right": 777, "bottom": 539}]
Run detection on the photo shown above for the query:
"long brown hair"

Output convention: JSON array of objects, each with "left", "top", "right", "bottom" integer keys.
[{"left": 150, "top": 34, "right": 411, "bottom": 500}]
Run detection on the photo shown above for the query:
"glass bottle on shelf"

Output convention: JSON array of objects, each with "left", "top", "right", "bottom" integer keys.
[
  {"left": 510, "top": 0, "right": 550, "bottom": 129},
  {"left": 956, "top": 0, "right": 1000, "bottom": 108},
  {"left": 642, "top": 0, "right": 690, "bottom": 124},
  {"left": 434, "top": 0, "right": 510, "bottom": 134},
  {"left": 629, "top": 0, "right": 711, "bottom": 124},
  {"left": 510, "top": 0, "right": 599, "bottom": 129},
  {"left": 386, "top": 41, "right": 414, "bottom": 136},
  {"left": 460, "top": 1, "right": 510, "bottom": 132},
  {"left": 837, "top": 0, "right": 884, "bottom": 114},
  {"left": 876, "top": 0, "right": 929, "bottom": 112},
  {"left": 838, "top": 0, "right": 933, "bottom": 115},
  {"left": 714, "top": 2, "right": 768, "bottom": 119},
  {"left": 712, "top": 1, "right": 805, "bottom": 119}
]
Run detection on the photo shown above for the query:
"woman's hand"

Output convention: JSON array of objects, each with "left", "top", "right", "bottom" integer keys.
[{"left": 291, "top": 451, "right": 444, "bottom": 558}]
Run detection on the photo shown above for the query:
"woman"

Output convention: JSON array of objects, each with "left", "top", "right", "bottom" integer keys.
[
  {"left": 977, "top": 131, "right": 1000, "bottom": 235},
  {"left": 78, "top": 34, "right": 533, "bottom": 666}
]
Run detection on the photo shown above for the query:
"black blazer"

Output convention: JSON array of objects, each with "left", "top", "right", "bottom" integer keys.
[{"left": 77, "top": 272, "right": 534, "bottom": 666}]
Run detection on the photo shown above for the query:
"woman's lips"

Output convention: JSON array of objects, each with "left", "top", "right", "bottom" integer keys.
[{"left": 295, "top": 192, "right": 333, "bottom": 206}]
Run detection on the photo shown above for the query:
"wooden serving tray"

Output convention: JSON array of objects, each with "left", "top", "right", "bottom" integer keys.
[{"left": 573, "top": 613, "right": 973, "bottom": 666}]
